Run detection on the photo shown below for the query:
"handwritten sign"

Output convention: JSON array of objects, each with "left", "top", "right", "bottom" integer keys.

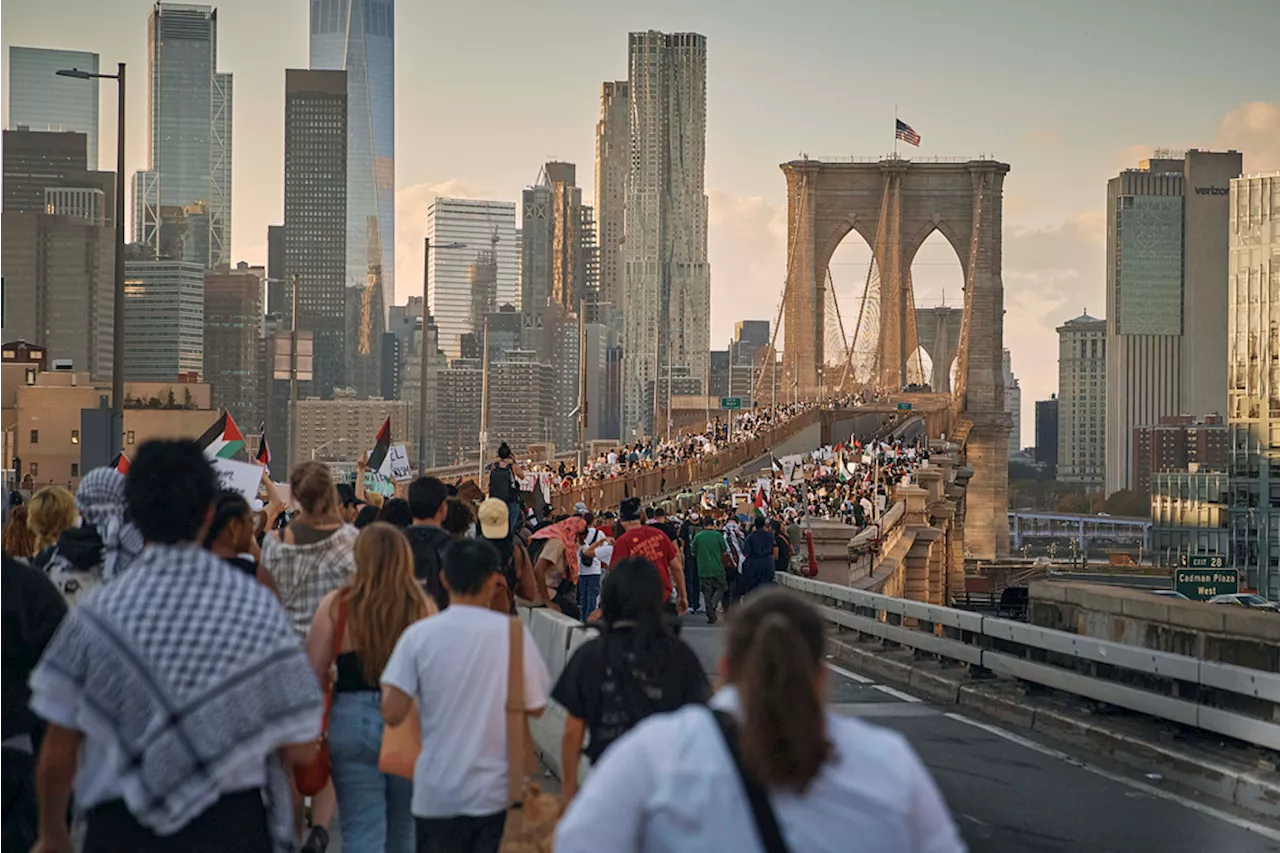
[
  {"left": 382, "top": 444, "right": 412, "bottom": 482},
  {"left": 364, "top": 471, "right": 395, "bottom": 496},
  {"left": 212, "top": 458, "right": 262, "bottom": 505}
]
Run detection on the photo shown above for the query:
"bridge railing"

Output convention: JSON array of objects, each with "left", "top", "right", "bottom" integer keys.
[{"left": 778, "top": 573, "right": 1280, "bottom": 751}]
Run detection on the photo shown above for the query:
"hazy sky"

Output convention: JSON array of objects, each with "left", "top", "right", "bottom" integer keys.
[{"left": 4, "top": 0, "right": 1278, "bottom": 445}]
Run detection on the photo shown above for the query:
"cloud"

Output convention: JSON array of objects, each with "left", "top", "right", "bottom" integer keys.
[
  {"left": 393, "top": 179, "right": 496, "bottom": 304},
  {"left": 707, "top": 190, "right": 789, "bottom": 344},
  {"left": 1024, "top": 129, "right": 1061, "bottom": 149},
  {"left": 1212, "top": 101, "right": 1280, "bottom": 173}
]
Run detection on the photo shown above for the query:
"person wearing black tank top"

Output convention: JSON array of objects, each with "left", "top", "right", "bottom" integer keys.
[{"left": 305, "top": 523, "right": 435, "bottom": 853}]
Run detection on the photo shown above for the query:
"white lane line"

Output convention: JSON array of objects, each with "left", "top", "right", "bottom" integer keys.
[
  {"left": 871, "top": 684, "right": 923, "bottom": 703},
  {"left": 823, "top": 661, "right": 875, "bottom": 684},
  {"left": 942, "top": 712, "right": 1280, "bottom": 842}
]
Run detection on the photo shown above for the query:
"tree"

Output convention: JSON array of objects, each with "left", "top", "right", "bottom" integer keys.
[
  {"left": 1103, "top": 489, "right": 1148, "bottom": 518},
  {"left": 183, "top": 388, "right": 194, "bottom": 409},
  {"left": 165, "top": 388, "right": 177, "bottom": 408}
]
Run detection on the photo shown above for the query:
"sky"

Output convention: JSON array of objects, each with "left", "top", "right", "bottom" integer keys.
[{"left": 4, "top": 0, "right": 1279, "bottom": 446}]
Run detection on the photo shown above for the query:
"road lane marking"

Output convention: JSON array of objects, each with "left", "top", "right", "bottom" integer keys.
[
  {"left": 942, "top": 712, "right": 1280, "bottom": 843},
  {"left": 823, "top": 661, "right": 923, "bottom": 703},
  {"left": 871, "top": 684, "right": 923, "bottom": 703},
  {"left": 823, "top": 661, "right": 875, "bottom": 683}
]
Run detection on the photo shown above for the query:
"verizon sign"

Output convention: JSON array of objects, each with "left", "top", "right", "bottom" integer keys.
[{"left": 1194, "top": 186, "right": 1229, "bottom": 195}]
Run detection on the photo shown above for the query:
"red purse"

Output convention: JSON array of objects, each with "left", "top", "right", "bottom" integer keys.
[{"left": 294, "top": 595, "right": 348, "bottom": 796}]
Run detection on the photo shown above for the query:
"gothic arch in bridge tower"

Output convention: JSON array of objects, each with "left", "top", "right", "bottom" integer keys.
[{"left": 777, "top": 157, "right": 1012, "bottom": 559}]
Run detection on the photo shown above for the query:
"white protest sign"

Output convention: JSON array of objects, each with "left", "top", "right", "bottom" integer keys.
[
  {"left": 380, "top": 443, "right": 412, "bottom": 482},
  {"left": 364, "top": 471, "right": 395, "bottom": 496},
  {"left": 212, "top": 458, "right": 262, "bottom": 505}
]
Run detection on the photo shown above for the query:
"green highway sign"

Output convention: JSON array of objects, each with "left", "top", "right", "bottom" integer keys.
[
  {"left": 1174, "top": 567, "right": 1238, "bottom": 601},
  {"left": 896, "top": 402, "right": 913, "bottom": 411},
  {"left": 1187, "top": 555, "right": 1226, "bottom": 569},
  {"left": 720, "top": 397, "right": 742, "bottom": 410}
]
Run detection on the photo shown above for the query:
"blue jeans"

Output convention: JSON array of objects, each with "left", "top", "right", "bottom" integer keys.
[
  {"left": 329, "top": 692, "right": 414, "bottom": 853},
  {"left": 684, "top": 561, "right": 701, "bottom": 612},
  {"left": 577, "top": 573, "right": 601, "bottom": 617},
  {"left": 506, "top": 501, "right": 522, "bottom": 537}
]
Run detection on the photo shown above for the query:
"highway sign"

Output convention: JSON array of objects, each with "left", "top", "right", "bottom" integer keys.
[
  {"left": 897, "top": 402, "right": 913, "bottom": 411},
  {"left": 1174, "top": 567, "right": 1238, "bottom": 601},
  {"left": 720, "top": 397, "right": 742, "bottom": 410},
  {"left": 1187, "top": 555, "right": 1226, "bottom": 569}
]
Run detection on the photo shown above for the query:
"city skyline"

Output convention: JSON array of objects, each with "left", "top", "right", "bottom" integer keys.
[{"left": 2, "top": 0, "right": 1278, "bottom": 444}]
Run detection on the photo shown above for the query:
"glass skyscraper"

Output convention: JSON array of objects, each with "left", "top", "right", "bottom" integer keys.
[
  {"left": 309, "top": 0, "right": 395, "bottom": 311},
  {"left": 133, "top": 3, "right": 232, "bottom": 269},
  {"left": 7, "top": 47, "right": 100, "bottom": 168},
  {"left": 426, "top": 198, "right": 517, "bottom": 360}
]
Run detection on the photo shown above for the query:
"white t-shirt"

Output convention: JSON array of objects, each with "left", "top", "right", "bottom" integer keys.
[
  {"left": 579, "top": 528, "right": 606, "bottom": 577},
  {"left": 381, "top": 604, "right": 551, "bottom": 819}
]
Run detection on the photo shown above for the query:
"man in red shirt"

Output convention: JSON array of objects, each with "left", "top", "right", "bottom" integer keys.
[{"left": 611, "top": 497, "right": 688, "bottom": 615}]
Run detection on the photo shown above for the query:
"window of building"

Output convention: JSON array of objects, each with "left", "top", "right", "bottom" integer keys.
[
  {"left": 71, "top": 463, "right": 80, "bottom": 477},
  {"left": 29, "top": 462, "right": 38, "bottom": 477},
  {"left": 127, "top": 431, "right": 136, "bottom": 445},
  {"left": 30, "top": 429, "right": 39, "bottom": 445},
  {"left": 71, "top": 429, "right": 80, "bottom": 445}
]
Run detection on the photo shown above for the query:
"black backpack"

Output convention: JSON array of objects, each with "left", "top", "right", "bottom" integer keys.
[{"left": 489, "top": 464, "right": 515, "bottom": 501}]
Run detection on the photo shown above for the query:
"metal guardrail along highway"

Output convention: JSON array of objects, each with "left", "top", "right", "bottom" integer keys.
[{"left": 778, "top": 573, "right": 1280, "bottom": 751}]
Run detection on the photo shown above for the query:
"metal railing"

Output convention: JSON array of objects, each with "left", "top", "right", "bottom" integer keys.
[{"left": 778, "top": 573, "right": 1280, "bottom": 751}]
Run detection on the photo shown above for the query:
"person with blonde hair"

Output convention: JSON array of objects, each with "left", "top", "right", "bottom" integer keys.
[
  {"left": 41, "top": 468, "right": 145, "bottom": 605},
  {"left": 305, "top": 523, "right": 435, "bottom": 853},
  {"left": 261, "top": 460, "right": 357, "bottom": 852},
  {"left": 27, "top": 487, "right": 78, "bottom": 560}
]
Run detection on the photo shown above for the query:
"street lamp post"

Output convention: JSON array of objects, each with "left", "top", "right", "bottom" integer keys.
[
  {"left": 58, "top": 64, "right": 125, "bottom": 457},
  {"left": 419, "top": 237, "right": 466, "bottom": 476}
]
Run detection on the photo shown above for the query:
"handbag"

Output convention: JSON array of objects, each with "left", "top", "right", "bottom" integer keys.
[
  {"left": 378, "top": 697, "right": 420, "bottom": 779},
  {"left": 711, "top": 709, "right": 791, "bottom": 853},
  {"left": 721, "top": 549, "right": 736, "bottom": 571},
  {"left": 500, "top": 617, "right": 561, "bottom": 852},
  {"left": 294, "top": 595, "right": 348, "bottom": 796}
]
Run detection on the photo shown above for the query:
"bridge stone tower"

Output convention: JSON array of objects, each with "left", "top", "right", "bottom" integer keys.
[
  {"left": 915, "top": 306, "right": 964, "bottom": 394},
  {"left": 780, "top": 158, "right": 1011, "bottom": 558}
]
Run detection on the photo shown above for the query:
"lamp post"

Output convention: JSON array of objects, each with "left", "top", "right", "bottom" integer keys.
[
  {"left": 419, "top": 237, "right": 466, "bottom": 476},
  {"left": 58, "top": 64, "right": 125, "bottom": 457}
]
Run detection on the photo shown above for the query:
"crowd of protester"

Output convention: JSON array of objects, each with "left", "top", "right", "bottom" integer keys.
[{"left": 2, "top": 412, "right": 963, "bottom": 852}]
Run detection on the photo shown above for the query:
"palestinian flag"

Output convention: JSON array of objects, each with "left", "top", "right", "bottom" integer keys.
[
  {"left": 752, "top": 487, "right": 765, "bottom": 510},
  {"left": 111, "top": 453, "right": 130, "bottom": 475},
  {"left": 255, "top": 431, "right": 272, "bottom": 471},
  {"left": 770, "top": 453, "right": 783, "bottom": 475},
  {"left": 368, "top": 418, "right": 392, "bottom": 474},
  {"left": 197, "top": 411, "right": 245, "bottom": 460}
]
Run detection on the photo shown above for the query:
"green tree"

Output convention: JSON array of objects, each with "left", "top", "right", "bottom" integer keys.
[{"left": 1103, "top": 489, "right": 1148, "bottom": 517}]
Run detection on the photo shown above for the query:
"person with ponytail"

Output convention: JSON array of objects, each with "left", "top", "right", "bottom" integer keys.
[
  {"left": 555, "top": 589, "right": 964, "bottom": 853},
  {"left": 552, "top": 556, "right": 708, "bottom": 802}
]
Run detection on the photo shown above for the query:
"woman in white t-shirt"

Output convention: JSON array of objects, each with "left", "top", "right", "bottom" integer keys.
[
  {"left": 555, "top": 589, "right": 965, "bottom": 853},
  {"left": 577, "top": 512, "right": 612, "bottom": 619}
]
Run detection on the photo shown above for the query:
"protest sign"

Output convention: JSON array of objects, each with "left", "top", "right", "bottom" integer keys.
[
  {"left": 381, "top": 444, "right": 412, "bottom": 482},
  {"left": 364, "top": 471, "right": 395, "bottom": 496},
  {"left": 212, "top": 458, "right": 262, "bottom": 504}
]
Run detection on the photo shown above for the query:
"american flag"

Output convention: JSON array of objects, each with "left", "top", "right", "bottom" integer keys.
[{"left": 895, "top": 119, "right": 921, "bottom": 147}]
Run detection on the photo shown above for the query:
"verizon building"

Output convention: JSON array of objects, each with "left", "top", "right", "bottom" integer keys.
[{"left": 1104, "top": 150, "right": 1242, "bottom": 494}]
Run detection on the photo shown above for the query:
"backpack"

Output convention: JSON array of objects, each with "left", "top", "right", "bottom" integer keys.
[{"left": 489, "top": 464, "right": 515, "bottom": 502}]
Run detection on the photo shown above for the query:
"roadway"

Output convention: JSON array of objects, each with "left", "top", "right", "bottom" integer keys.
[{"left": 676, "top": 615, "right": 1280, "bottom": 853}]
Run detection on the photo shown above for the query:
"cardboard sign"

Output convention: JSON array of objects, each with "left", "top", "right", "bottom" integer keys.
[
  {"left": 364, "top": 471, "right": 395, "bottom": 496},
  {"left": 382, "top": 444, "right": 412, "bottom": 482},
  {"left": 212, "top": 458, "right": 262, "bottom": 505}
]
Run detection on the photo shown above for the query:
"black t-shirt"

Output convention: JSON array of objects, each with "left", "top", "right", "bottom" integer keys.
[{"left": 551, "top": 626, "right": 708, "bottom": 763}]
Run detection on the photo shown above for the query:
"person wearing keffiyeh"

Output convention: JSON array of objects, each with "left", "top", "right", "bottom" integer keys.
[
  {"left": 28, "top": 440, "right": 323, "bottom": 853},
  {"left": 41, "top": 467, "right": 145, "bottom": 607},
  {"left": 530, "top": 516, "right": 586, "bottom": 617}
]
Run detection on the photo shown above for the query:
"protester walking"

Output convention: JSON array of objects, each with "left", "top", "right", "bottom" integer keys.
[
  {"left": 691, "top": 518, "right": 729, "bottom": 624},
  {"left": 577, "top": 513, "right": 610, "bottom": 618},
  {"left": 26, "top": 487, "right": 78, "bottom": 568},
  {"left": 306, "top": 523, "right": 435, "bottom": 853},
  {"left": 553, "top": 556, "right": 708, "bottom": 801},
  {"left": 204, "top": 490, "right": 280, "bottom": 595},
  {"left": 487, "top": 442, "right": 526, "bottom": 537},
  {"left": 529, "top": 515, "right": 586, "bottom": 618},
  {"left": 2, "top": 484, "right": 68, "bottom": 851},
  {"left": 40, "top": 468, "right": 145, "bottom": 607},
  {"left": 476, "top": 498, "right": 536, "bottom": 614},
  {"left": 28, "top": 440, "right": 325, "bottom": 853},
  {"left": 613, "top": 498, "right": 687, "bottom": 616},
  {"left": 381, "top": 539, "right": 550, "bottom": 853},
  {"left": 2, "top": 502, "right": 36, "bottom": 558},
  {"left": 260, "top": 460, "right": 357, "bottom": 851},
  {"left": 739, "top": 515, "right": 777, "bottom": 598},
  {"left": 555, "top": 589, "right": 965, "bottom": 853},
  {"left": 678, "top": 513, "right": 702, "bottom": 615},
  {"left": 721, "top": 515, "right": 745, "bottom": 608},
  {"left": 404, "top": 477, "right": 454, "bottom": 611}
]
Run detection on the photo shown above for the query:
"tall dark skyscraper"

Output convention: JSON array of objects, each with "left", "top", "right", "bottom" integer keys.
[
  {"left": 132, "top": 3, "right": 232, "bottom": 269},
  {"left": 283, "top": 69, "right": 348, "bottom": 397},
  {"left": 266, "top": 224, "right": 285, "bottom": 315}
]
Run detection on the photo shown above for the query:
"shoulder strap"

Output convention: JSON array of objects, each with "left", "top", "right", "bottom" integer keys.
[
  {"left": 505, "top": 616, "right": 526, "bottom": 807},
  {"left": 711, "top": 709, "right": 791, "bottom": 853}
]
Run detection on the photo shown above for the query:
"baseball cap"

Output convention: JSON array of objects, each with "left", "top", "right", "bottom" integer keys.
[
  {"left": 573, "top": 501, "right": 589, "bottom": 515},
  {"left": 477, "top": 497, "right": 509, "bottom": 539}
]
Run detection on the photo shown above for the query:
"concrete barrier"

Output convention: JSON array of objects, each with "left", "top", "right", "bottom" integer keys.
[{"left": 520, "top": 606, "right": 597, "bottom": 782}]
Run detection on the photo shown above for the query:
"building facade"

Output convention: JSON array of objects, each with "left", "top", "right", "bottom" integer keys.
[
  {"left": 1228, "top": 172, "right": 1279, "bottom": 597},
  {"left": 7, "top": 47, "right": 99, "bottom": 168},
  {"left": 283, "top": 69, "right": 348, "bottom": 397},
  {"left": 487, "top": 350, "right": 554, "bottom": 453},
  {"left": 521, "top": 162, "right": 596, "bottom": 312},
  {"left": 1003, "top": 349, "right": 1021, "bottom": 456},
  {"left": 1057, "top": 312, "right": 1106, "bottom": 490},
  {"left": 1104, "top": 150, "right": 1243, "bottom": 494},
  {"left": 1035, "top": 396, "right": 1059, "bottom": 474},
  {"left": 133, "top": 3, "right": 232, "bottom": 268},
  {"left": 309, "top": 0, "right": 395, "bottom": 311},
  {"left": 292, "top": 392, "right": 409, "bottom": 467},
  {"left": 123, "top": 259, "right": 205, "bottom": 382},
  {"left": 1150, "top": 471, "right": 1230, "bottom": 567},
  {"left": 426, "top": 198, "right": 517, "bottom": 359},
  {"left": 622, "top": 32, "right": 710, "bottom": 437},
  {"left": 438, "top": 357, "right": 482, "bottom": 464},
  {"left": 204, "top": 262, "right": 263, "bottom": 428},
  {"left": 1131, "top": 416, "right": 1227, "bottom": 498},
  {"left": 595, "top": 81, "right": 628, "bottom": 312}
]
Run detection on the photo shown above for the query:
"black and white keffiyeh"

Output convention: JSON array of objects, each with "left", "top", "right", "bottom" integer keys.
[
  {"left": 76, "top": 466, "right": 145, "bottom": 580},
  {"left": 30, "top": 544, "right": 323, "bottom": 851}
]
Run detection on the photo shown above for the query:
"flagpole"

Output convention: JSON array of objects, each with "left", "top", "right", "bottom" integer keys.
[{"left": 894, "top": 103, "right": 898, "bottom": 158}]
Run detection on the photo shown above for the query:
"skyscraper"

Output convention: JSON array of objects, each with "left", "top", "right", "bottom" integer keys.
[
  {"left": 1003, "top": 349, "right": 1021, "bottom": 457},
  {"left": 522, "top": 162, "right": 597, "bottom": 312},
  {"left": 1227, "top": 171, "right": 1279, "bottom": 597},
  {"left": 283, "top": 69, "right": 348, "bottom": 397},
  {"left": 1058, "top": 312, "right": 1106, "bottom": 491},
  {"left": 204, "top": 262, "right": 263, "bottom": 429},
  {"left": 1104, "top": 149, "right": 1242, "bottom": 494},
  {"left": 309, "top": 0, "right": 395, "bottom": 311},
  {"left": 595, "top": 81, "right": 628, "bottom": 311},
  {"left": 426, "top": 198, "right": 517, "bottom": 359},
  {"left": 123, "top": 258, "right": 205, "bottom": 382},
  {"left": 622, "top": 32, "right": 710, "bottom": 437},
  {"left": 8, "top": 47, "right": 100, "bottom": 168},
  {"left": 133, "top": 3, "right": 232, "bottom": 269},
  {"left": 1035, "top": 396, "right": 1059, "bottom": 474}
]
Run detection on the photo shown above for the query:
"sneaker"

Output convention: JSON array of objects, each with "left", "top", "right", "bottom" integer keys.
[
  {"left": 707, "top": 614, "right": 717, "bottom": 625},
  {"left": 301, "top": 826, "right": 329, "bottom": 853}
]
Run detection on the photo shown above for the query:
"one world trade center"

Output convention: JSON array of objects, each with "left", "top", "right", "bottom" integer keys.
[{"left": 310, "top": 0, "right": 394, "bottom": 393}]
